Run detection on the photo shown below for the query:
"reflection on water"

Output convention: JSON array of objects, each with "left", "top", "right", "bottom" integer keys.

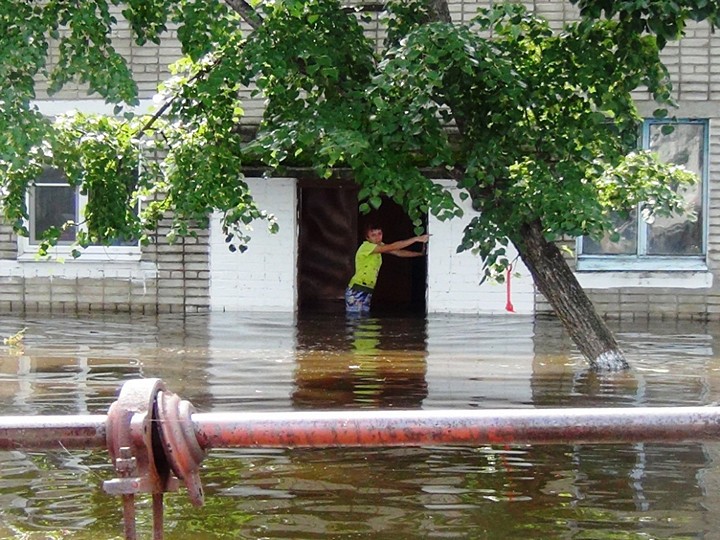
[
  {"left": 0, "top": 312, "right": 719, "bottom": 539},
  {"left": 293, "top": 315, "right": 428, "bottom": 409}
]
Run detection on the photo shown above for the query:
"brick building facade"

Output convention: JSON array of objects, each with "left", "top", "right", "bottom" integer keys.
[{"left": 2, "top": 1, "right": 718, "bottom": 320}]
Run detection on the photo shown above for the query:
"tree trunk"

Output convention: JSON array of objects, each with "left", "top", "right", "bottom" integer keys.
[
  {"left": 427, "top": 0, "right": 629, "bottom": 371},
  {"left": 515, "top": 220, "right": 629, "bottom": 371},
  {"left": 426, "top": 0, "right": 452, "bottom": 22}
]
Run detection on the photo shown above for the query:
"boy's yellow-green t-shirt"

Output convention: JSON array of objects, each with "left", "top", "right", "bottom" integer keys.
[{"left": 348, "top": 241, "right": 381, "bottom": 289}]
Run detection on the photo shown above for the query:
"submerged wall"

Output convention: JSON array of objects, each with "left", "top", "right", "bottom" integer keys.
[
  {"left": 0, "top": 217, "right": 210, "bottom": 314},
  {"left": 209, "top": 178, "right": 298, "bottom": 312}
]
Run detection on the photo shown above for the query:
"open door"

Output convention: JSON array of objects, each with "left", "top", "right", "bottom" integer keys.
[
  {"left": 296, "top": 182, "right": 357, "bottom": 313},
  {"left": 297, "top": 182, "right": 426, "bottom": 315}
]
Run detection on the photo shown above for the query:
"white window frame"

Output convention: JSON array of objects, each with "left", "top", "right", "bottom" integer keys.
[
  {"left": 577, "top": 118, "right": 709, "bottom": 272},
  {"left": 18, "top": 170, "right": 141, "bottom": 263}
]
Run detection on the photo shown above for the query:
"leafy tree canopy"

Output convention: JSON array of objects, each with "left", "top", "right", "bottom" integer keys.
[
  {"left": 0, "top": 0, "right": 701, "bottom": 270},
  {"left": 571, "top": 0, "right": 720, "bottom": 47}
]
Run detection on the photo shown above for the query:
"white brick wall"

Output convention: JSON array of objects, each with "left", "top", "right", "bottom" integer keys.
[
  {"left": 209, "top": 178, "right": 297, "bottom": 311},
  {"left": 209, "top": 178, "right": 537, "bottom": 314},
  {"left": 427, "top": 182, "right": 535, "bottom": 315}
]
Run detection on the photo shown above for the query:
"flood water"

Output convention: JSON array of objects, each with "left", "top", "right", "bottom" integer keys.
[{"left": 0, "top": 312, "right": 719, "bottom": 539}]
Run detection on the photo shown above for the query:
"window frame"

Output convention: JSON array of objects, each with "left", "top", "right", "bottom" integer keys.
[
  {"left": 18, "top": 168, "right": 142, "bottom": 262},
  {"left": 577, "top": 118, "right": 709, "bottom": 272}
]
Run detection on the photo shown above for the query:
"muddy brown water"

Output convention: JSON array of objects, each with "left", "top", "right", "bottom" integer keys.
[{"left": 0, "top": 312, "right": 719, "bottom": 539}]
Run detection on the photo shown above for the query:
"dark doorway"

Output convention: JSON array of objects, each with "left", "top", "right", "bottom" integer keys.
[{"left": 297, "top": 184, "right": 427, "bottom": 315}]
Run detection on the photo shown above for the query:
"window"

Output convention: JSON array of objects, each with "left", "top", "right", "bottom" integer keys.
[
  {"left": 29, "top": 167, "right": 79, "bottom": 245},
  {"left": 19, "top": 167, "right": 140, "bottom": 261},
  {"left": 578, "top": 119, "right": 707, "bottom": 271}
]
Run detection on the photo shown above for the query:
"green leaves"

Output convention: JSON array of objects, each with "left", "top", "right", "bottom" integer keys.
[
  {"left": 44, "top": 1, "right": 139, "bottom": 104},
  {"left": 426, "top": 3, "right": 689, "bottom": 279},
  {"left": 0, "top": 1, "right": 49, "bottom": 101},
  {"left": 122, "top": 0, "right": 173, "bottom": 46},
  {"left": 45, "top": 113, "right": 145, "bottom": 248},
  {"left": 173, "top": 0, "right": 239, "bottom": 61},
  {"left": 595, "top": 150, "right": 698, "bottom": 219},
  {"left": 0, "top": 0, "right": 707, "bottom": 269},
  {"left": 570, "top": 0, "right": 719, "bottom": 48}
]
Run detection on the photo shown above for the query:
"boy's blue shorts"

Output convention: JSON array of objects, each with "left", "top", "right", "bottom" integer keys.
[{"left": 345, "top": 286, "right": 372, "bottom": 313}]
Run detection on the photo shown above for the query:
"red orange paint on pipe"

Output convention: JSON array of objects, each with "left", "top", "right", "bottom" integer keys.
[
  {"left": 1, "top": 408, "right": 720, "bottom": 452},
  {"left": 191, "top": 408, "right": 720, "bottom": 449}
]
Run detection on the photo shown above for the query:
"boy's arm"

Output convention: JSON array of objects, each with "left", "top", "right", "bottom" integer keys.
[
  {"left": 373, "top": 235, "right": 429, "bottom": 254},
  {"left": 387, "top": 249, "right": 424, "bottom": 258}
]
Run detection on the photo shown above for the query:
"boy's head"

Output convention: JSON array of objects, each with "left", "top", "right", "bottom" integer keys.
[{"left": 363, "top": 223, "right": 383, "bottom": 243}]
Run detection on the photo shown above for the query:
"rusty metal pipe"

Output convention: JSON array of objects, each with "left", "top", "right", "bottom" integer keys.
[
  {"left": 1, "top": 408, "right": 720, "bottom": 452},
  {"left": 192, "top": 407, "right": 720, "bottom": 448},
  {"left": 11, "top": 382, "right": 719, "bottom": 540},
  {"left": 0, "top": 415, "right": 107, "bottom": 450}
]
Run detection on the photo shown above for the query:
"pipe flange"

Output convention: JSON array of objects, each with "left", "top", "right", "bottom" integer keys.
[
  {"left": 156, "top": 390, "right": 206, "bottom": 506},
  {"left": 104, "top": 378, "right": 174, "bottom": 495}
]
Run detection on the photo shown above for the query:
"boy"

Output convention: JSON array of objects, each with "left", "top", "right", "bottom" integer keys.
[{"left": 345, "top": 225, "right": 429, "bottom": 314}]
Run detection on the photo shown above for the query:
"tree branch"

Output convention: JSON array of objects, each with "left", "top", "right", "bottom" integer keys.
[
  {"left": 134, "top": 57, "right": 223, "bottom": 137},
  {"left": 135, "top": 0, "right": 261, "bottom": 138},
  {"left": 223, "top": 0, "right": 264, "bottom": 30}
]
